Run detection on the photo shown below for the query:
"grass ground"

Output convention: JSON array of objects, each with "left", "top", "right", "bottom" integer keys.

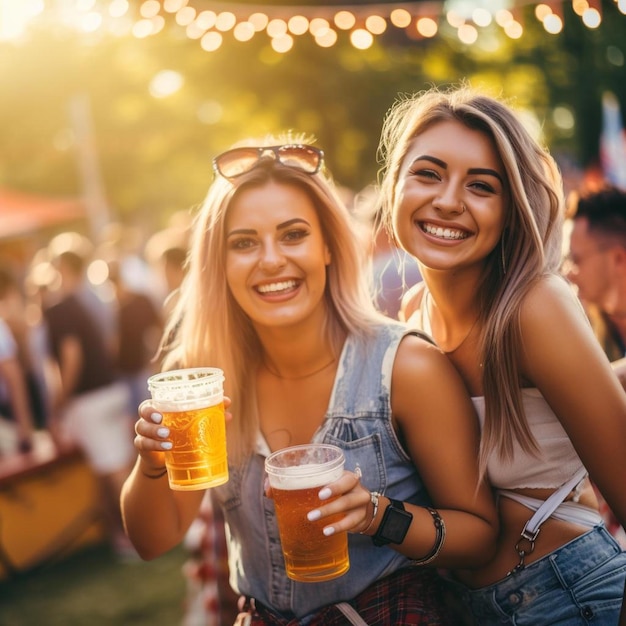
[{"left": 0, "top": 542, "right": 189, "bottom": 626}]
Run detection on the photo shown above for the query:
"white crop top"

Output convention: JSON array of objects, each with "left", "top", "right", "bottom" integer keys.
[
  {"left": 472, "top": 389, "right": 585, "bottom": 490},
  {"left": 417, "top": 289, "right": 586, "bottom": 490}
]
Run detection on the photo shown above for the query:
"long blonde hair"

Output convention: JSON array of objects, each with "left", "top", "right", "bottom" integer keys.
[
  {"left": 160, "top": 135, "right": 384, "bottom": 462},
  {"left": 378, "top": 86, "right": 565, "bottom": 472}
]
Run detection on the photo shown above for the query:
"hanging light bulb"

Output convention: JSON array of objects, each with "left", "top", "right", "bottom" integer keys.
[
  {"left": 334, "top": 11, "right": 355, "bottom": 30},
  {"left": 350, "top": 28, "right": 374, "bottom": 49},
  {"left": 234, "top": 21, "right": 255, "bottom": 42},
  {"left": 288, "top": 15, "right": 309, "bottom": 36},
  {"left": 390, "top": 9, "right": 411, "bottom": 28},
  {"left": 416, "top": 17, "right": 438, "bottom": 38},
  {"left": 365, "top": 14, "right": 386, "bottom": 35}
]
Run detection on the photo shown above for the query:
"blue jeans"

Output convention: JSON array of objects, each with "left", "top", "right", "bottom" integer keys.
[{"left": 456, "top": 525, "right": 626, "bottom": 625}]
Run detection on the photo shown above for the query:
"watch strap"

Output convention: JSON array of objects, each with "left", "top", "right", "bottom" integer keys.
[{"left": 372, "top": 498, "right": 413, "bottom": 547}]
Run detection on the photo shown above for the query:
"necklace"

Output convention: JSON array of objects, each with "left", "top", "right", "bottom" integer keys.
[
  {"left": 443, "top": 317, "right": 479, "bottom": 354},
  {"left": 423, "top": 291, "right": 479, "bottom": 354},
  {"left": 263, "top": 358, "right": 336, "bottom": 380}
]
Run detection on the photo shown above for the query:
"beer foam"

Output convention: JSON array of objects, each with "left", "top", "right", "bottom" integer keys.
[
  {"left": 267, "top": 463, "right": 343, "bottom": 490},
  {"left": 154, "top": 397, "right": 222, "bottom": 412},
  {"left": 149, "top": 367, "right": 224, "bottom": 409}
]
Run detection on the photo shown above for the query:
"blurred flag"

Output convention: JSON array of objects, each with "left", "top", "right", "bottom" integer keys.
[{"left": 600, "top": 91, "right": 626, "bottom": 190}]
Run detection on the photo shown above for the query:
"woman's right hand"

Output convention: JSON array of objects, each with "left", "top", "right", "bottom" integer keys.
[
  {"left": 133, "top": 397, "right": 233, "bottom": 474},
  {"left": 132, "top": 400, "right": 171, "bottom": 476}
]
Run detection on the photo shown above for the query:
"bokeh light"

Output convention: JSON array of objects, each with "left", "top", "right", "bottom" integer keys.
[
  {"left": 350, "top": 28, "right": 374, "bottom": 49},
  {"left": 149, "top": 69, "right": 184, "bottom": 98}
]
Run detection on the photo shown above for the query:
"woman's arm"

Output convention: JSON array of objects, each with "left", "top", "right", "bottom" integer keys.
[
  {"left": 520, "top": 275, "right": 626, "bottom": 530},
  {"left": 310, "top": 333, "right": 498, "bottom": 568},
  {"left": 120, "top": 402, "right": 206, "bottom": 560},
  {"left": 388, "top": 334, "right": 499, "bottom": 568}
]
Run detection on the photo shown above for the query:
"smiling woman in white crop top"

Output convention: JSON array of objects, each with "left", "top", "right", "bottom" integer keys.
[{"left": 378, "top": 86, "right": 626, "bottom": 626}]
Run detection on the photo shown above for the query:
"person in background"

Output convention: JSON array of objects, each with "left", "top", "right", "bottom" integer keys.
[
  {"left": 46, "top": 232, "right": 118, "bottom": 356},
  {"left": 106, "top": 257, "right": 163, "bottom": 414},
  {"left": 352, "top": 185, "right": 422, "bottom": 320},
  {"left": 43, "top": 243, "right": 136, "bottom": 558},
  {"left": 145, "top": 222, "right": 190, "bottom": 317},
  {"left": 563, "top": 184, "right": 626, "bottom": 548},
  {"left": 0, "top": 309, "right": 35, "bottom": 454},
  {"left": 99, "top": 221, "right": 154, "bottom": 296},
  {"left": 121, "top": 135, "right": 498, "bottom": 625},
  {"left": 372, "top": 223, "right": 422, "bottom": 320},
  {"left": 378, "top": 85, "right": 626, "bottom": 625},
  {"left": 0, "top": 266, "right": 47, "bottom": 450},
  {"left": 563, "top": 185, "right": 626, "bottom": 389}
]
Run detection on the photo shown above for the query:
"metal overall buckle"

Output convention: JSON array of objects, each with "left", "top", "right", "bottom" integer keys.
[{"left": 507, "top": 522, "right": 539, "bottom": 576}]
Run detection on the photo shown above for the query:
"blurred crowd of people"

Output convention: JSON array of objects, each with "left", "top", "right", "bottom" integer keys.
[{"left": 0, "top": 215, "right": 190, "bottom": 557}]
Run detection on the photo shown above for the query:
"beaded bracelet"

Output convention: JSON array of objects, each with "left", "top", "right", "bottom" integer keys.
[
  {"left": 142, "top": 467, "right": 168, "bottom": 479},
  {"left": 412, "top": 506, "right": 446, "bottom": 565},
  {"left": 359, "top": 491, "right": 381, "bottom": 535}
]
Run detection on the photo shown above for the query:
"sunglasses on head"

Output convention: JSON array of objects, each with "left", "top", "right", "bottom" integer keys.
[{"left": 212, "top": 144, "right": 324, "bottom": 180}]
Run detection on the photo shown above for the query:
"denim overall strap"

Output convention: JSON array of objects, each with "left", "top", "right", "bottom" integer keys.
[{"left": 510, "top": 467, "right": 588, "bottom": 574}]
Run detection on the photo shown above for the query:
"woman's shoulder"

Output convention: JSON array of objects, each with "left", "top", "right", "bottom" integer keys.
[
  {"left": 391, "top": 329, "right": 470, "bottom": 418},
  {"left": 393, "top": 328, "right": 448, "bottom": 379},
  {"left": 517, "top": 274, "right": 596, "bottom": 371},
  {"left": 520, "top": 273, "right": 587, "bottom": 327}
]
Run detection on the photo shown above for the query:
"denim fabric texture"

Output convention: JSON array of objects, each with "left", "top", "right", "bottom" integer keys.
[
  {"left": 458, "top": 525, "right": 626, "bottom": 625},
  {"left": 212, "top": 323, "right": 435, "bottom": 620}
]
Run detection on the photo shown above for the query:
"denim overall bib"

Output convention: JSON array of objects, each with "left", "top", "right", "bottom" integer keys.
[{"left": 213, "top": 323, "right": 434, "bottom": 620}]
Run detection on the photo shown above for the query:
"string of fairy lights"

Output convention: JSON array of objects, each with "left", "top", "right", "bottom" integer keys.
[{"left": 1, "top": 0, "right": 625, "bottom": 50}]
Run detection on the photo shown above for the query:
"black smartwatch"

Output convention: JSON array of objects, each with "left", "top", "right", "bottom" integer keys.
[{"left": 372, "top": 498, "right": 413, "bottom": 547}]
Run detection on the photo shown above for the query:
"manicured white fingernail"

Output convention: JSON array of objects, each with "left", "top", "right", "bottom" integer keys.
[
  {"left": 150, "top": 412, "right": 162, "bottom": 424},
  {"left": 160, "top": 441, "right": 172, "bottom": 450},
  {"left": 307, "top": 509, "right": 321, "bottom": 521},
  {"left": 323, "top": 526, "right": 335, "bottom": 536},
  {"left": 318, "top": 487, "right": 332, "bottom": 500},
  {"left": 157, "top": 427, "right": 169, "bottom": 438}
]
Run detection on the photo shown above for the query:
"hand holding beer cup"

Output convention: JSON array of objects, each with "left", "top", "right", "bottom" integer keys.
[
  {"left": 147, "top": 367, "right": 228, "bottom": 491},
  {"left": 265, "top": 443, "right": 350, "bottom": 582}
]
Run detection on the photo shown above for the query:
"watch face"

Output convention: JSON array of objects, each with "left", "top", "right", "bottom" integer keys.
[
  {"left": 373, "top": 500, "right": 413, "bottom": 546},
  {"left": 384, "top": 508, "right": 412, "bottom": 542}
]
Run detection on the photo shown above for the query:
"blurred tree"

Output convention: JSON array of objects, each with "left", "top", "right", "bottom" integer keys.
[{"left": 0, "top": 1, "right": 624, "bottom": 233}]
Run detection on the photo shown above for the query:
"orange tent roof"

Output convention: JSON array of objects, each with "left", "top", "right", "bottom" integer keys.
[{"left": 0, "top": 189, "right": 86, "bottom": 240}]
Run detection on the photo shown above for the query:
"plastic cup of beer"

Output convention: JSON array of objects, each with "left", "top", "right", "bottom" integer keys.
[
  {"left": 265, "top": 443, "right": 349, "bottom": 582},
  {"left": 147, "top": 367, "right": 227, "bottom": 491}
]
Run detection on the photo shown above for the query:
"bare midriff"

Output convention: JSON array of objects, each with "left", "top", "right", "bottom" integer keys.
[{"left": 455, "top": 481, "right": 599, "bottom": 588}]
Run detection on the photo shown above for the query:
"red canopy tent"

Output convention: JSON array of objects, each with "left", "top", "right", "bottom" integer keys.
[{"left": 0, "top": 188, "right": 86, "bottom": 241}]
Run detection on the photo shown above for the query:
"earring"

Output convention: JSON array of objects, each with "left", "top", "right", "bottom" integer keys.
[{"left": 500, "top": 236, "right": 507, "bottom": 275}]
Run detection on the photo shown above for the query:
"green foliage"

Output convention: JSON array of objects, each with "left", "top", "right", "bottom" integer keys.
[{"left": 0, "top": 5, "right": 624, "bottom": 229}]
